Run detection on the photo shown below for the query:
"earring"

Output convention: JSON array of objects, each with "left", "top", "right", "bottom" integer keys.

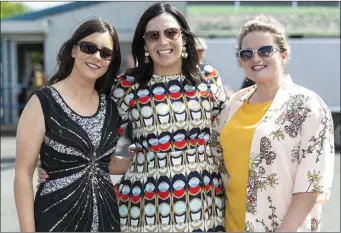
[
  {"left": 181, "top": 45, "right": 188, "bottom": 58},
  {"left": 245, "top": 77, "right": 249, "bottom": 82},
  {"left": 144, "top": 51, "right": 149, "bottom": 64}
]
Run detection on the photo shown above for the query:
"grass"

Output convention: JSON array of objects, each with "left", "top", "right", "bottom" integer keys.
[{"left": 187, "top": 5, "right": 340, "bottom": 37}]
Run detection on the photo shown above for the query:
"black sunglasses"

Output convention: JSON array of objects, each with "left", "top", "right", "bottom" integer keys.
[
  {"left": 77, "top": 41, "right": 115, "bottom": 61},
  {"left": 238, "top": 45, "right": 282, "bottom": 62},
  {"left": 143, "top": 27, "right": 182, "bottom": 42}
]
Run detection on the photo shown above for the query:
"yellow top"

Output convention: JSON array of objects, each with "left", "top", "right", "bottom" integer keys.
[{"left": 220, "top": 99, "right": 273, "bottom": 232}]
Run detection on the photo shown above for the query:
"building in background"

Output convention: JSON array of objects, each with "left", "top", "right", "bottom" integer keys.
[
  {"left": 1, "top": 1, "right": 339, "bottom": 149},
  {"left": 0, "top": 1, "right": 186, "bottom": 126}
]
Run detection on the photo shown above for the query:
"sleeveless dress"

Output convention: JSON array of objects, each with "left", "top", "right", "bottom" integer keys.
[
  {"left": 34, "top": 86, "right": 121, "bottom": 232},
  {"left": 111, "top": 64, "right": 227, "bottom": 232}
]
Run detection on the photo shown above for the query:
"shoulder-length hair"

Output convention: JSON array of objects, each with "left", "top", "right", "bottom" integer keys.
[
  {"left": 48, "top": 17, "right": 121, "bottom": 95},
  {"left": 127, "top": 3, "right": 202, "bottom": 87}
]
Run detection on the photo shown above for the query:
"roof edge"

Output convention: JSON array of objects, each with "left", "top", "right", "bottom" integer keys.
[{"left": 3, "top": 2, "right": 100, "bottom": 21}]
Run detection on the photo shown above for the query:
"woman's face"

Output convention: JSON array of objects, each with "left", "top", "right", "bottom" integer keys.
[
  {"left": 144, "top": 13, "right": 185, "bottom": 75},
  {"left": 239, "top": 31, "right": 288, "bottom": 85},
  {"left": 72, "top": 31, "right": 114, "bottom": 81}
]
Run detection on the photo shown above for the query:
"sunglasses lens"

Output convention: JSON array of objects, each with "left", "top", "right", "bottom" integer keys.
[
  {"left": 164, "top": 28, "right": 181, "bottom": 40},
  {"left": 144, "top": 31, "right": 159, "bottom": 41},
  {"left": 258, "top": 45, "right": 274, "bottom": 58},
  {"left": 78, "top": 41, "right": 114, "bottom": 61},
  {"left": 101, "top": 49, "right": 114, "bottom": 61},
  {"left": 240, "top": 50, "right": 254, "bottom": 61},
  {"left": 79, "top": 41, "right": 97, "bottom": 55}
]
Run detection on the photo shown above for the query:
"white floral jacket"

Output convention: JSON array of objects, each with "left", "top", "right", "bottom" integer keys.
[{"left": 210, "top": 74, "right": 335, "bottom": 232}]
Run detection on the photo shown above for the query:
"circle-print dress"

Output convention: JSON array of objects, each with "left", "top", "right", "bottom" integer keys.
[{"left": 111, "top": 64, "right": 227, "bottom": 232}]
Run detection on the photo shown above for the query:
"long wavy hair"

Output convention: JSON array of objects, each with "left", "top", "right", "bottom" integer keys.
[
  {"left": 127, "top": 3, "right": 203, "bottom": 87},
  {"left": 48, "top": 18, "right": 121, "bottom": 95}
]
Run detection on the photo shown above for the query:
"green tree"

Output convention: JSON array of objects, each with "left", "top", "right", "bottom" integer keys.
[{"left": 1, "top": 2, "right": 30, "bottom": 19}]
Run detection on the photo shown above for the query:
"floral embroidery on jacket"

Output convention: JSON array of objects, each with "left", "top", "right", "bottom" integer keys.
[
  {"left": 246, "top": 137, "right": 279, "bottom": 214},
  {"left": 245, "top": 221, "right": 255, "bottom": 232},
  {"left": 219, "top": 75, "right": 334, "bottom": 232},
  {"left": 307, "top": 170, "right": 323, "bottom": 193},
  {"left": 255, "top": 196, "right": 281, "bottom": 232},
  {"left": 273, "top": 93, "right": 311, "bottom": 139},
  {"left": 300, "top": 107, "right": 334, "bottom": 163},
  {"left": 311, "top": 217, "right": 321, "bottom": 231}
]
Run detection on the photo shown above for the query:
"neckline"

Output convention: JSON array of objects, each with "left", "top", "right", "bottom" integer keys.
[
  {"left": 152, "top": 73, "right": 183, "bottom": 79},
  {"left": 49, "top": 86, "right": 102, "bottom": 118},
  {"left": 246, "top": 99, "right": 273, "bottom": 106}
]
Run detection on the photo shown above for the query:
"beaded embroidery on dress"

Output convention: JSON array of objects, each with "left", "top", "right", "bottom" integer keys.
[{"left": 34, "top": 86, "right": 120, "bottom": 232}]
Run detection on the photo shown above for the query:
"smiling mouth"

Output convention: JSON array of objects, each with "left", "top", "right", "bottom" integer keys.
[
  {"left": 158, "top": 49, "right": 173, "bottom": 55},
  {"left": 86, "top": 62, "right": 100, "bottom": 69},
  {"left": 251, "top": 65, "right": 267, "bottom": 71}
]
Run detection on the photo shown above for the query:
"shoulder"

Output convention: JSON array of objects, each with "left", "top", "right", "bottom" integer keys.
[
  {"left": 111, "top": 73, "right": 136, "bottom": 102},
  {"left": 229, "top": 85, "right": 255, "bottom": 103},
  {"left": 20, "top": 93, "right": 44, "bottom": 120},
  {"left": 34, "top": 85, "right": 50, "bottom": 95},
  {"left": 114, "top": 72, "right": 136, "bottom": 87},
  {"left": 33, "top": 86, "right": 53, "bottom": 103},
  {"left": 199, "top": 63, "right": 219, "bottom": 79},
  {"left": 289, "top": 82, "right": 329, "bottom": 112},
  {"left": 112, "top": 73, "right": 136, "bottom": 93}
]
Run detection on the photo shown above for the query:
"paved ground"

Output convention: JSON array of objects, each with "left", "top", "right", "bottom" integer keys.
[{"left": 1, "top": 136, "right": 340, "bottom": 232}]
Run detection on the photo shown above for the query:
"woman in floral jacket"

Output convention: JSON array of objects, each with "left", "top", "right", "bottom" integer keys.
[{"left": 211, "top": 15, "right": 335, "bottom": 232}]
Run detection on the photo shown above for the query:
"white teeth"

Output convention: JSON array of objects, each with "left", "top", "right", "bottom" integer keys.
[
  {"left": 87, "top": 63, "right": 99, "bottom": 69},
  {"left": 159, "top": 49, "right": 171, "bottom": 54},
  {"left": 252, "top": 65, "right": 266, "bottom": 70}
]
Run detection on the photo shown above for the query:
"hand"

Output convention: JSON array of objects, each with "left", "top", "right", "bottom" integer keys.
[
  {"left": 36, "top": 161, "right": 48, "bottom": 189},
  {"left": 128, "top": 144, "right": 136, "bottom": 158}
]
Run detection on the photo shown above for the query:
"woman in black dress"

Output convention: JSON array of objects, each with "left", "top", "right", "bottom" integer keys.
[{"left": 14, "top": 18, "right": 132, "bottom": 232}]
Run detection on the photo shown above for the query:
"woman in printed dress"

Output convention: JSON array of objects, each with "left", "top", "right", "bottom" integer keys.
[
  {"left": 215, "top": 15, "right": 335, "bottom": 232},
  {"left": 37, "top": 3, "right": 228, "bottom": 232},
  {"left": 109, "top": 3, "right": 227, "bottom": 232}
]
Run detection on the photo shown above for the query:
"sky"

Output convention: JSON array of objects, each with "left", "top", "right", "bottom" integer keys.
[{"left": 23, "top": 2, "right": 69, "bottom": 11}]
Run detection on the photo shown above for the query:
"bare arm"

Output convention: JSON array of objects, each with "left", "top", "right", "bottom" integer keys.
[
  {"left": 14, "top": 94, "right": 45, "bottom": 232},
  {"left": 277, "top": 192, "right": 319, "bottom": 232}
]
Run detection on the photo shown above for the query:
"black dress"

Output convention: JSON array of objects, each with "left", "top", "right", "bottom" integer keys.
[{"left": 34, "top": 86, "right": 121, "bottom": 232}]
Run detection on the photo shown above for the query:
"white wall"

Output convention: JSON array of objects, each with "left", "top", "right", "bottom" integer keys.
[
  {"left": 205, "top": 38, "right": 340, "bottom": 109},
  {"left": 42, "top": 2, "right": 186, "bottom": 76}
]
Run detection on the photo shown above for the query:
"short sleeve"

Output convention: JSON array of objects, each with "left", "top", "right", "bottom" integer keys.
[
  {"left": 200, "top": 64, "right": 228, "bottom": 121},
  {"left": 201, "top": 64, "right": 229, "bottom": 181},
  {"left": 293, "top": 99, "right": 335, "bottom": 204},
  {"left": 110, "top": 74, "right": 135, "bottom": 137}
]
